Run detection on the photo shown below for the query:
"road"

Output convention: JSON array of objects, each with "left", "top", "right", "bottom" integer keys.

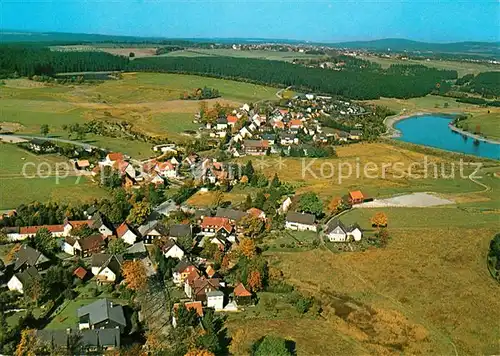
[{"left": 0, "top": 134, "right": 100, "bottom": 151}]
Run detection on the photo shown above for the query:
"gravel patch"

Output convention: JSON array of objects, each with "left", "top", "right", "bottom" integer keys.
[{"left": 354, "top": 192, "right": 454, "bottom": 208}]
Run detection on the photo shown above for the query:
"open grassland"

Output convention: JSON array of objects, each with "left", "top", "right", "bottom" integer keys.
[
  {"left": 185, "top": 190, "right": 247, "bottom": 208},
  {"left": 161, "top": 48, "right": 326, "bottom": 62},
  {"left": 240, "top": 225, "right": 500, "bottom": 355},
  {"left": 0, "top": 73, "right": 278, "bottom": 149},
  {"left": 360, "top": 55, "right": 500, "bottom": 77},
  {"left": 236, "top": 142, "right": 494, "bottom": 203},
  {"left": 458, "top": 111, "right": 500, "bottom": 141},
  {"left": 0, "top": 143, "right": 106, "bottom": 209}
]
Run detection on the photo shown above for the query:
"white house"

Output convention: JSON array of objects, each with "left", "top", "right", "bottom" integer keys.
[
  {"left": 91, "top": 254, "right": 123, "bottom": 284},
  {"left": 7, "top": 267, "right": 40, "bottom": 294},
  {"left": 155, "top": 161, "right": 177, "bottom": 179},
  {"left": 279, "top": 197, "right": 292, "bottom": 214},
  {"left": 116, "top": 222, "right": 138, "bottom": 245},
  {"left": 285, "top": 212, "right": 317, "bottom": 232},
  {"left": 163, "top": 241, "right": 185, "bottom": 260},
  {"left": 207, "top": 290, "right": 225, "bottom": 311},
  {"left": 324, "top": 219, "right": 363, "bottom": 242},
  {"left": 239, "top": 127, "right": 252, "bottom": 139}
]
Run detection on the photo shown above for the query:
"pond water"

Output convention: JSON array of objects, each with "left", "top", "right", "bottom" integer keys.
[{"left": 395, "top": 114, "right": 500, "bottom": 160}]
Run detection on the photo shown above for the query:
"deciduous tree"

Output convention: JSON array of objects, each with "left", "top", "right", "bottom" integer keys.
[
  {"left": 107, "top": 238, "right": 128, "bottom": 254},
  {"left": 371, "top": 212, "right": 388, "bottom": 227},
  {"left": 239, "top": 215, "right": 264, "bottom": 239},
  {"left": 122, "top": 260, "right": 148, "bottom": 291},
  {"left": 238, "top": 237, "right": 256, "bottom": 259},
  {"left": 247, "top": 271, "right": 262, "bottom": 292},
  {"left": 127, "top": 201, "right": 152, "bottom": 226},
  {"left": 299, "top": 192, "right": 323, "bottom": 218}
]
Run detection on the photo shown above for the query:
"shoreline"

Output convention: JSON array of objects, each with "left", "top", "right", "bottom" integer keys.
[{"left": 383, "top": 111, "right": 500, "bottom": 145}]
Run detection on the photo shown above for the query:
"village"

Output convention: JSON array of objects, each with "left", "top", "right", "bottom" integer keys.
[{"left": 0, "top": 135, "right": 390, "bottom": 352}]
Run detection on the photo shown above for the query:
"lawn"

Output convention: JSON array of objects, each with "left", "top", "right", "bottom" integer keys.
[
  {"left": 0, "top": 143, "right": 107, "bottom": 209},
  {"left": 359, "top": 55, "right": 500, "bottom": 77},
  {"left": 45, "top": 282, "right": 127, "bottom": 329}
]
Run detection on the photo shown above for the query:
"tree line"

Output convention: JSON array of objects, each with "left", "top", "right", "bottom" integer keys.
[{"left": 0, "top": 44, "right": 464, "bottom": 100}]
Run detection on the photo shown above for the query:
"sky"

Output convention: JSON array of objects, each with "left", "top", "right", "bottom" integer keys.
[{"left": 1, "top": 0, "right": 498, "bottom": 43}]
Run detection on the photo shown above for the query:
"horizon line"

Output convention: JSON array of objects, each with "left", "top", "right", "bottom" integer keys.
[{"left": 1, "top": 28, "right": 499, "bottom": 45}]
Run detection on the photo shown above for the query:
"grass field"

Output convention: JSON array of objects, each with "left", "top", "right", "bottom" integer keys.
[
  {"left": 236, "top": 142, "right": 493, "bottom": 203},
  {"left": 236, "top": 225, "right": 499, "bottom": 355},
  {"left": 360, "top": 55, "right": 500, "bottom": 77},
  {"left": 160, "top": 48, "right": 326, "bottom": 63},
  {"left": 0, "top": 143, "right": 106, "bottom": 209},
  {"left": 458, "top": 111, "right": 500, "bottom": 141},
  {"left": 0, "top": 73, "right": 278, "bottom": 150}
]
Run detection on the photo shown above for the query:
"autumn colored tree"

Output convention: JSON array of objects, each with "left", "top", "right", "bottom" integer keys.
[
  {"left": 238, "top": 237, "right": 257, "bottom": 259},
  {"left": 247, "top": 271, "right": 263, "bottom": 292},
  {"left": 15, "top": 329, "right": 43, "bottom": 356},
  {"left": 211, "top": 190, "right": 224, "bottom": 209},
  {"left": 239, "top": 215, "right": 264, "bottom": 238},
  {"left": 185, "top": 348, "right": 215, "bottom": 356},
  {"left": 371, "top": 212, "right": 388, "bottom": 228},
  {"left": 127, "top": 201, "right": 152, "bottom": 226},
  {"left": 229, "top": 329, "right": 251, "bottom": 356},
  {"left": 6, "top": 244, "right": 21, "bottom": 263},
  {"left": 122, "top": 260, "right": 148, "bottom": 291},
  {"left": 23, "top": 278, "right": 46, "bottom": 306}
]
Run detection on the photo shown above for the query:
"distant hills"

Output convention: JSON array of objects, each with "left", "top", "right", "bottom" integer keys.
[
  {"left": 331, "top": 38, "right": 500, "bottom": 57},
  {"left": 1, "top": 30, "right": 498, "bottom": 57}
]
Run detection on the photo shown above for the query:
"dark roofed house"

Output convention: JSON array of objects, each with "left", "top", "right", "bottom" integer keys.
[
  {"left": 37, "top": 328, "right": 121, "bottom": 352},
  {"left": 29, "top": 138, "right": 56, "bottom": 153},
  {"left": 91, "top": 254, "right": 124, "bottom": 284},
  {"left": 242, "top": 139, "right": 269, "bottom": 156},
  {"left": 78, "top": 299, "right": 126, "bottom": 332},
  {"left": 13, "top": 245, "right": 50, "bottom": 272},
  {"left": 215, "top": 208, "right": 247, "bottom": 223},
  {"left": 138, "top": 220, "right": 169, "bottom": 244},
  {"left": 8, "top": 266, "right": 41, "bottom": 294},
  {"left": 73, "top": 234, "right": 107, "bottom": 257},
  {"left": 169, "top": 224, "right": 192, "bottom": 240},
  {"left": 285, "top": 211, "right": 317, "bottom": 232},
  {"left": 324, "top": 218, "right": 363, "bottom": 242}
]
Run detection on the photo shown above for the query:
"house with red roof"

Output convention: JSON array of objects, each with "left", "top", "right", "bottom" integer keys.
[
  {"left": 173, "top": 261, "right": 198, "bottom": 285},
  {"left": 155, "top": 161, "right": 177, "bottom": 178},
  {"left": 246, "top": 208, "right": 266, "bottom": 221},
  {"left": 242, "top": 139, "right": 269, "bottom": 156},
  {"left": 73, "top": 266, "right": 89, "bottom": 281},
  {"left": 348, "top": 190, "right": 365, "bottom": 205},
  {"left": 103, "top": 152, "right": 124, "bottom": 166},
  {"left": 116, "top": 222, "right": 138, "bottom": 245},
  {"left": 233, "top": 283, "right": 252, "bottom": 306},
  {"left": 200, "top": 217, "right": 234, "bottom": 237},
  {"left": 288, "top": 119, "right": 304, "bottom": 130},
  {"left": 226, "top": 115, "right": 238, "bottom": 127}
]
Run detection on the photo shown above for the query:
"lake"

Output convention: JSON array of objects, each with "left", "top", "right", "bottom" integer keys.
[{"left": 395, "top": 114, "right": 500, "bottom": 160}]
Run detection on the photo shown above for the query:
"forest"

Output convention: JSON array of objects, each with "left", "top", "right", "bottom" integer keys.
[{"left": 4, "top": 44, "right": 498, "bottom": 101}]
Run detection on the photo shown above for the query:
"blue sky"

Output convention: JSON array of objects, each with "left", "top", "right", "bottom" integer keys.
[{"left": 1, "top": 0, "right": 498, "bottom": 42}]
